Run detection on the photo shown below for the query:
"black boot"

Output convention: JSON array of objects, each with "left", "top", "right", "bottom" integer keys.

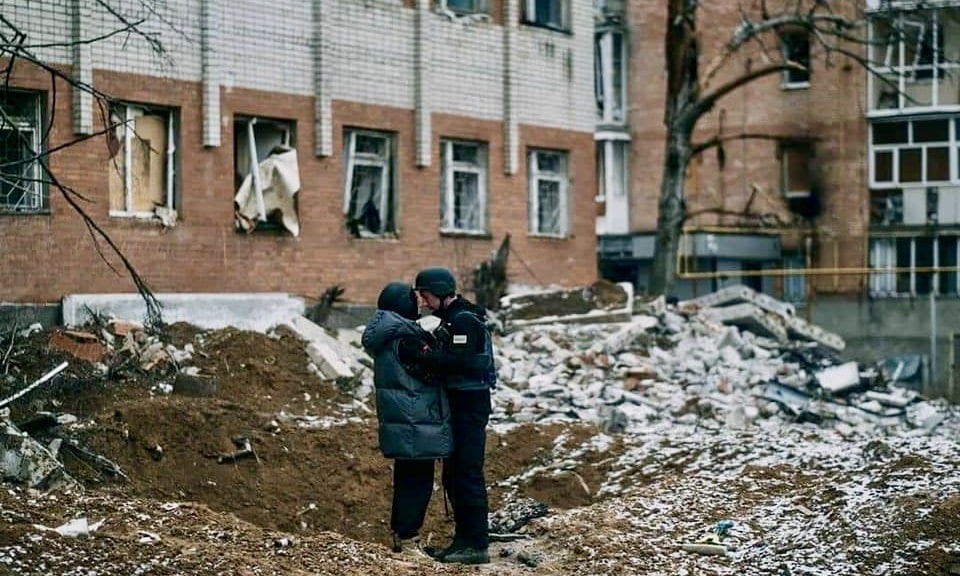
[
  {"left": 441, "top": 546, "right": 490, "bottom": 565},
  {"left": 426, "top": 535, "right": 465, "bottom": 561}
]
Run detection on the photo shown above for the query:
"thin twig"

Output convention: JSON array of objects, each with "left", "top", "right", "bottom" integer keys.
[{"left": 2, "top": 318, "right": 18, "bottom": 375}]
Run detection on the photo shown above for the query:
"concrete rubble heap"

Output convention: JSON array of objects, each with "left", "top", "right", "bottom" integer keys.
[{"left": 490, "top": 283, "right": 955, "bottom": 438}]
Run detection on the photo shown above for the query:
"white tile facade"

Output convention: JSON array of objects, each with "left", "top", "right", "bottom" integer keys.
[{"left": 8, "top": 0, "right": 594, "bottom": 134}]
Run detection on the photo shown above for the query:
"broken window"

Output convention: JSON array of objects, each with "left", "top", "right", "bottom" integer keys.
[
  {"left": 233, "top": 116, "right": 301, "bottom": 236},
  {"left": 0, "top": 90, "right": 45, "bottom": 213},
  {"left": 595, "top": 28, "right": 626, "bottom": 124},
  {"left": 869, "top": 234, "right": 960, "bottom": 296},
  {"left": 780, "top": 142, "right": 812, "bottom": 197},
  {"left": 441, "top": 139, "right": 487, "bottom": 234},
  {"left": 870, "top": 119, "right": 956, "bottom": 188},
  {"left": 344, "top": 129, "right": 396, "bottom": 238},
  {"left": 108, "top": 103, "right": 177, "bottom": 219},
  {"left": 870, "top": 6, "right": 960, "bottom": 110},
  {"left": 779, "top": 29, "right": 811, "bottom": 87},
  {"left": 439, "top": 0, "right": 490, "bottom": 15},
  {"left": 523, "top": 0, "right": 568, "bottom": 31},
  {"left": 528, "top": 148, "right": 569, "bottom": 237},
  {"left": 870, "top": 189, "right": 904, "bottom": 225}
]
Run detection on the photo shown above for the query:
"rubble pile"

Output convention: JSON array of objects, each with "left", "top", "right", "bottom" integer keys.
[{"left": 490, "top": 284, "right": 955, "bottom": 439}]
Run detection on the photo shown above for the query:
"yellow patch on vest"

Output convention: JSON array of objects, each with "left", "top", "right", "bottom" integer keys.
[{"left": 452, "top": 334, "right": 467, "bottom": 344}]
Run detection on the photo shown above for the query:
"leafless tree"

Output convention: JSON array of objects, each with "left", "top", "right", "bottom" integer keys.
[
  {"left": 649, "top": 0, "right": 934, "bottom": 295},
  {"left": 0, "top": 3, "right": 179, "bottom": 331}
]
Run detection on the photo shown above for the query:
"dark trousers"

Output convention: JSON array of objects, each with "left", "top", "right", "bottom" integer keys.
[
  {"left": 442, "top": 388, "right": 492, "bottom": 549},
  {"left": 391, "top": 458, "right": 436, "bottom": 538}
]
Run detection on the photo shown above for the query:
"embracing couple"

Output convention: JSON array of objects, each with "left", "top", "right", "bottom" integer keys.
[{"left": 360, "top": 267, "right": 495, "bottom": 565}]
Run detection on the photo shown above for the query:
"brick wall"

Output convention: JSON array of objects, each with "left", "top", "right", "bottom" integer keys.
[
  {"left": 1, "top": 1, "right": 597, "bottom": 305},
  {"left": 0, "top": 64, "right": 595, "bottom": 304},
  {"left": 627, "top": 1, "right": 870, "bottom": 294}
]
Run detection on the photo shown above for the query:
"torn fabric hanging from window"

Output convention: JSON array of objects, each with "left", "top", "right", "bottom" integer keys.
[
  {"left": 234, "top": 146, "right": 301, "bottom": 236},
  {"left": 107, "top": 103, "right": 176, "bottom": 223},
  {"left": 233, "top": 117, "right": 299, "bottom": 235},
  {"left": 343, "top": 129, "right": 396, "bottom": 238},
  {"left": 0, "top": 90, "right": 45, "bottom": 213}
]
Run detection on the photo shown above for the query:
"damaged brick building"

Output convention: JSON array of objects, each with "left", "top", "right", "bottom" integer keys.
[
  {"left": 592, "top": 0, "right": 960, "bottom": 394},
  {"left": 0, "top": 0, "right": 596, "bottom": 305}
]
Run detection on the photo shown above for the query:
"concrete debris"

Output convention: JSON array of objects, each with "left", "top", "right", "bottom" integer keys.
[
  {"left": 501, "top": 281, "right": 634, "bottom": 329},
  {"left": 1, "top": 418, "right": 78, "bottom": 490},
  {"left": 34, "top": 517, "right": 105, "bottom": 538},
  {"left": 814, "top": 362, "right": 861, "bottom": 394},
  {"left": 484, "top": 284, "right": 956, "bottom": 439}
]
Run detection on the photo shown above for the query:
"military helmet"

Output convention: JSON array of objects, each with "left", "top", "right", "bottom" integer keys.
[{"left": 414, "top": 267, "right": 456, "bottom": 298}]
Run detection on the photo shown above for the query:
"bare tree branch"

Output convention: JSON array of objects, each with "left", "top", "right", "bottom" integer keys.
[
  {"left": 690, "top": 132, "right": 810, "bottom": 157},
  {"left": 693, "top": 62, "right": 803, "bottom": 119}
]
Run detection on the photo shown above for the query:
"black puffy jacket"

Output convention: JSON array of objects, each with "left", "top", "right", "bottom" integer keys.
[{"left": 362, "top": 310, "right": 453, "bottom": 460}]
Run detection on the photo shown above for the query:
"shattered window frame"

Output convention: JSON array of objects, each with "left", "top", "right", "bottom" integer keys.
[
  {"left": 869, "top": 234, "right": 960, "bottom": 297},
  {"left": 233, "top": 116, "right": 297, "bottom": 234},
  {"left": 779, "top": 28, "right": 811, "bottom": 88},
  {"left": 595, "top": 27, "right": 627, "bottom": 124},
  {"left": 527, "top": 148, "right": 569, "bottom": 238},
  {"left": 779, "top": 141, "right": 813, "bottom": 198},
  {"left": 440, "top": 139, "right": 488, "bottom": 235},
  {"left": 0, "top": 89, "right": 47, "bottom": 214},
  {"left": 107, "top": 102, "right": 178, "bottom": 220},
  {"left": 522, "top": 0, "right": 569, "bottom": 32},
  {"left": 343, "top": 128, "right": 397, "bottom": 239},
  {"left": 869, "top": 5, "right": 960, "bottom": 110}
]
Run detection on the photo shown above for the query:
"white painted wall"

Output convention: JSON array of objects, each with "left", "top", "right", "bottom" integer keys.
[{"left": 8, "top": 0, "right": 594, "bottom": 133}]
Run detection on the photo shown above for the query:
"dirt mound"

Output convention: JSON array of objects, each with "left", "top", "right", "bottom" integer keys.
[{"left": 1, "top": 321, "right": 613, "bottom": 555}]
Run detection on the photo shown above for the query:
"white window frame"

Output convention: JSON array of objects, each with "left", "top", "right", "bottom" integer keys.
[
  {"left": 779, "top": 29, "right": 811, "bottom": 89},
  {"left": 869, "top": 118, "right": 958, "bottom": 189},
  {"left": 528, "top": 148, "right": 569, "bottom": 237},
  {"left": 440, "top": 139, "right": 488, "bottom": 235},
  {"left": 596, "top": 138, "right": 628, "bottom": 203},
  {"left": 523, "top": 0, "right": 569, "bottom": 31},
  {"left": 109, "top": 103, "right": 176, "bottom": 219},
  {"left": 595, "top": 28, "right": 627, "bottom": 125},
  {"left": 343, "top": 129, "right": 396, "bottom": 238},
  {"left": 869, "top": 234, "right": 960, "bottom": 297},
  {"left": 868, "top": 6, "right": 960, "bottom": 114},
  {"left": 0, "top": 90, "right": 45, "bottom": 213}
]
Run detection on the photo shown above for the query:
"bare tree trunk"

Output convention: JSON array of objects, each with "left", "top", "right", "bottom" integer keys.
[{"left": 649, "top": 128, "right": 692, "bottom": 296}]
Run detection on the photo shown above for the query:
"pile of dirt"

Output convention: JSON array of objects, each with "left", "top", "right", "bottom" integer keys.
[{"left": 0, "top": 321, "right": 614, "bottom": 554}]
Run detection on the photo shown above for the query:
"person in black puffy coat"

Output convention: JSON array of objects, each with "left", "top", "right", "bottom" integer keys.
[{"left": 361, "top": 282, "right": 452, "bottom": 557}]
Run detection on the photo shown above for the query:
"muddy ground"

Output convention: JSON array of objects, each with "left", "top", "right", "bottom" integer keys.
[
  {"left": 0, "top": 322, "right": 618, "bottom": 575},
  {"left": 1, "top": 319, "right": 958, "bottom": 575}
]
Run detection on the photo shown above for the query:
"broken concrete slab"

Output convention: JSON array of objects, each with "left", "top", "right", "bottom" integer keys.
[
  {"left": 502, "top": 282, "right": 634, "bottom": 329},
  {"left": 680, "top": 284, "right": 796, "bottom": 319},
  {"left": 1, "top": 418, "right": 78, "bottom": 491},
  {"left": 286, "top": 316, "right": 369, "bottom": 377},
  {"left": 783, "top": 315, "right": 845, "bottom": 352},
  {"left": 700, "top": 303, "right": 788, "bottom": 342},
  {"left": 306, "top": 342, "right": 354, "bottom": 381},
  {"left": 63, "top": 293, "right": 305, "bottom": 333},
  {"left": 815, "top": 362, "right": 861, "bottom": 394}
]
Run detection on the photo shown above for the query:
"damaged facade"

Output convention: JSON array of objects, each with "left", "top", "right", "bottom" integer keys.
[
  {"left": 595, "top": 0, "right": 960, "bottom": 397},
  {"left": 0, "top": 0, "right": 596, "bottom": 304}
]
